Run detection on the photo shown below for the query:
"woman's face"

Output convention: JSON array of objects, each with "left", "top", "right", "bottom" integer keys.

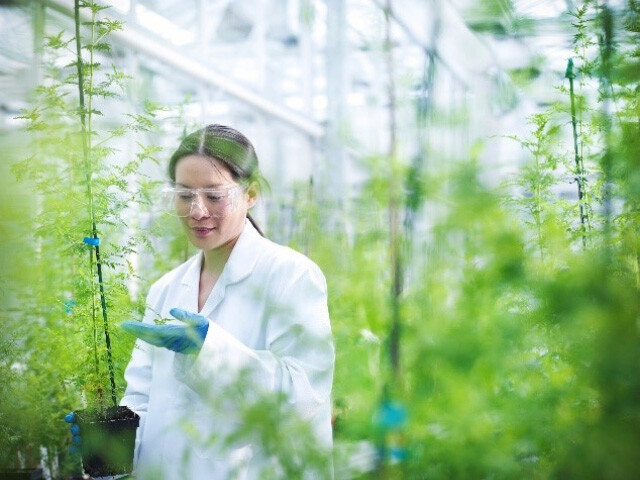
[{"left": 173, "top": 154, "right": 256, "bottom": 252}]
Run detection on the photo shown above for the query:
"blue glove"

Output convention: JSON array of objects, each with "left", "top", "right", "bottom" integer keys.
[
  {"left": 64, "top": 411, "right": 82, "bottom": 454},
  {"left": 121, "top": 308, "right": 209, "bottom": 354}
]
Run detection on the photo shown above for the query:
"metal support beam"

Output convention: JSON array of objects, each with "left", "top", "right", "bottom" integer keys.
[
  {"left": 41, "top": 0, "right": 325, "bottom": 139},
  {"left": 32, "top": 0, "right": 45, "bottom": 86},
  {"left": 324, "top": 0, "right": 347, "bottom": 205},
  {"left": 372, "top": 0, "right": 501, "bottom": 89}
]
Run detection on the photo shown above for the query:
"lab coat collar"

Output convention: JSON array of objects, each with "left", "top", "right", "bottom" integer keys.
[
  {"left": 223, "top": 219, "right": 263, "bottom": 285},
  {"left": 178, "top": 219, "right": 262, "bottom": 315}
]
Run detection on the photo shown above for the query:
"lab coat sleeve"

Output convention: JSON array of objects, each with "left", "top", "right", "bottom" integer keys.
[
  {"left": 179, "top": 260, "right": 334, "bottom": 422},
  {"left": 119, "top": 281, "right": 163, "bottom": 427}
]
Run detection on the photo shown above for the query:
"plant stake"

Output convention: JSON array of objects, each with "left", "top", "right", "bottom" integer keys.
[
  {"left": 598, "top": 2, "right": 614, "bottom": 250},
  {"left": 565, "top": 58, "right": 591, "bottom": 248},
  {"left": 375, "top": 1, "right": 408, "bottom": 476},
  {"left": 73, "top": 0, "right": 117, "bottom": 408}
]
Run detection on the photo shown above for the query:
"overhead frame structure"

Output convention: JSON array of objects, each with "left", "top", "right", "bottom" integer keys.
[{"left": 41, "top": 0, "right": 326, "bottom": 139}]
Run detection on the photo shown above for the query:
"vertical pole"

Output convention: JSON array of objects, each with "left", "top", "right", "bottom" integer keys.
[
  {"left": 384, "top": 0, "right": 401, "bottom": 382},
  {"left": 325, "top": 0, "right": 346, "bottom": 228},
  {"left": 129, "top": 0, "right": 137, "bottom": 22},
  {"left": 198, "top": 0, "right": 206, "bottom": 52},
  {"left": 404, "top": 0, "right": 440, "bottom": 245},
  {"left": 300, "top": 0, "right": 315, "bottom": 255},
  {"left": 32, "top": 0, "right": 45, "bottom": 81},
  {"left": 598, "top": 3, "right": 614, "bottom": 252},
  {"left": 565, "top": 58, "right": 590, "bottom": 247},
  {"left": 636, "top": 86, "right": 640, "bottom": 287},
  {"left": 74, "top": 0, "right": 117, "bottom": 408}
]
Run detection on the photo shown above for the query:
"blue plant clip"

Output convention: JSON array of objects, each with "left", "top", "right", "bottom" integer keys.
[
  {"left": 374, "top": 400, "right": 410, "bottom": 464},
  {"left": 83, "top": 236, "right": 100, "bottom": 247},
  {"left": 375, "top": 401, "right": 408, "bottom": 430},
  {"left": 64, "top": 300, "right": 77, "bottom": 314}
]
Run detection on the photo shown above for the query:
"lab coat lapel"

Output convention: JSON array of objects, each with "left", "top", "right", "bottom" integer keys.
[
  {"left": 198, "top": 221, "right": 262, "bottom": 319},
  {"left": 174, "top": 252, "right": 202, "bottom": 315}
]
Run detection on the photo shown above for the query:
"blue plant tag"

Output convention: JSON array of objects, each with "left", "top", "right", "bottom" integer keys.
[{"left": 83, "top": 236, "right": 100, "bottom": 246}]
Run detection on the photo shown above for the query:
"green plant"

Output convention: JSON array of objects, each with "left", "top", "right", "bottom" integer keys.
[
  {"left": 2, "top": 1, "right": 639, "bottom": 478},
  {"left": 3, "top": 1, "right": 161, "bottom": 472},
  {"left": 504, "top": 111, "right": 566, "bottom": 262},
  {"left": 297, "top": 2, "right": 640, "bottom": 479}
]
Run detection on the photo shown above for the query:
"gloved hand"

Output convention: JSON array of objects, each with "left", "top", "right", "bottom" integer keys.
[
  {"left": 64, "top": 411, "right": 82, "bottom": 454},
  {"left": 121, "top": 308, "right": 209, "bottom": 354}
]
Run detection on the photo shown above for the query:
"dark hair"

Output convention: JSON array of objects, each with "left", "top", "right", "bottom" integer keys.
[{"left": 169, "top": 124, "right": 265, "bottom": 235}]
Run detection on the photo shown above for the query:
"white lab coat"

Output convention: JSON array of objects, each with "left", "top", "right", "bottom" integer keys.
[{"left": 120, "top": 221, "right": 335, "bottom": 479}]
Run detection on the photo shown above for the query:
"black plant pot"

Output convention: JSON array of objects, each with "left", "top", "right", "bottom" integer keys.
[
  {"left": 0, "top": 468, "right": 43, "bottom": 480},
  {"left": 74, "top": 405, "right": 139, "bottom": 478}
]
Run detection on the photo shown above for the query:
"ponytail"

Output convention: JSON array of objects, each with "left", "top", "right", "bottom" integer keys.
[{"left": 247, "top": 213, "right": 264, "bottom": 237}]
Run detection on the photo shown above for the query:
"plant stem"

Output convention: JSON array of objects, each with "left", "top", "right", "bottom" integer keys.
[
  {"left": 74, "top": 0, "right": 117, "bottom": 408},
  {"left": 73, "top": 3, "right": 102, "bottom": 400},
  {"left": 403, "top": 9, "right": 439, "bottom": 248},
  {"left": 532, "top": 132, "right": 545, "bottom": 263},
  {"left": 374, "top": 2, "right": 404, "bottom": 476},
  {"left": 565, "top": 58, "right": 590, "bottom": 248},
  {"left": 384, "top": 0, "right": 402, "bottom": 382},
  {"left": 598, "top": 2, "right": 614, "bottom": 251},
  {"left": 636, "top": 85, "right": 640, "bottom": 287}
]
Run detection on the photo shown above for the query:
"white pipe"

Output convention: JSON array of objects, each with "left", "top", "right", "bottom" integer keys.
[{"left": 42, "top": 0, "right": 325, "bottom": 138}]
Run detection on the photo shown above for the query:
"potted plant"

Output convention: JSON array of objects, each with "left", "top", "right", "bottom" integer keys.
[
  {"left": 64, "top": 2, "right": 136, "bottom": 475},
  {"left": 71, "top": 406, "right": 139, "bottom": 477},
  {"left": 8, "top": 1, "right": 161, "bottom": 477},
  {"left": 60, "top": 1, "right": 169, "bottom": 476}
]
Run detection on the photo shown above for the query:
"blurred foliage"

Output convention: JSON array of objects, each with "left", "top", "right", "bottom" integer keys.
[
  {"left": 1, "top": 0, "right": 640, "bottom": 478},
  {"left": 289, "top": 1, "right": 640, "bottom": 479}
]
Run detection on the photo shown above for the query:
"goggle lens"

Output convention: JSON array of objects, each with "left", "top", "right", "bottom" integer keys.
[{"left": 162, "top": 185, "right": 242, "bottom": 218}]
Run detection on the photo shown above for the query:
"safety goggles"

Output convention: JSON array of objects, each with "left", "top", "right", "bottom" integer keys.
[{"left": 161, "top": 185, "right": 244, "bottom": 218}]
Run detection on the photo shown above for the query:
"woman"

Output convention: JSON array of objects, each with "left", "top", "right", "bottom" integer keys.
[{"left": 119, "top": 124, "right": 335, "bottom": 479}]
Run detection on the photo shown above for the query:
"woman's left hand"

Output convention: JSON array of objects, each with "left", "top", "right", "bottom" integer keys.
[{"left": 121, "top": 308, "right": 209, "bottom": 354}]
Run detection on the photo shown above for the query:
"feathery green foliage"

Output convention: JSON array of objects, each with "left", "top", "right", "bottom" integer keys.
[{"left": 1, "top": 1, "right": 161, "bottom": 472}]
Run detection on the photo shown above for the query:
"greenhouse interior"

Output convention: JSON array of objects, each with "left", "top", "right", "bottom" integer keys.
[{"left": 0, "top": 0, "right": 639, "bottom": 479}]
